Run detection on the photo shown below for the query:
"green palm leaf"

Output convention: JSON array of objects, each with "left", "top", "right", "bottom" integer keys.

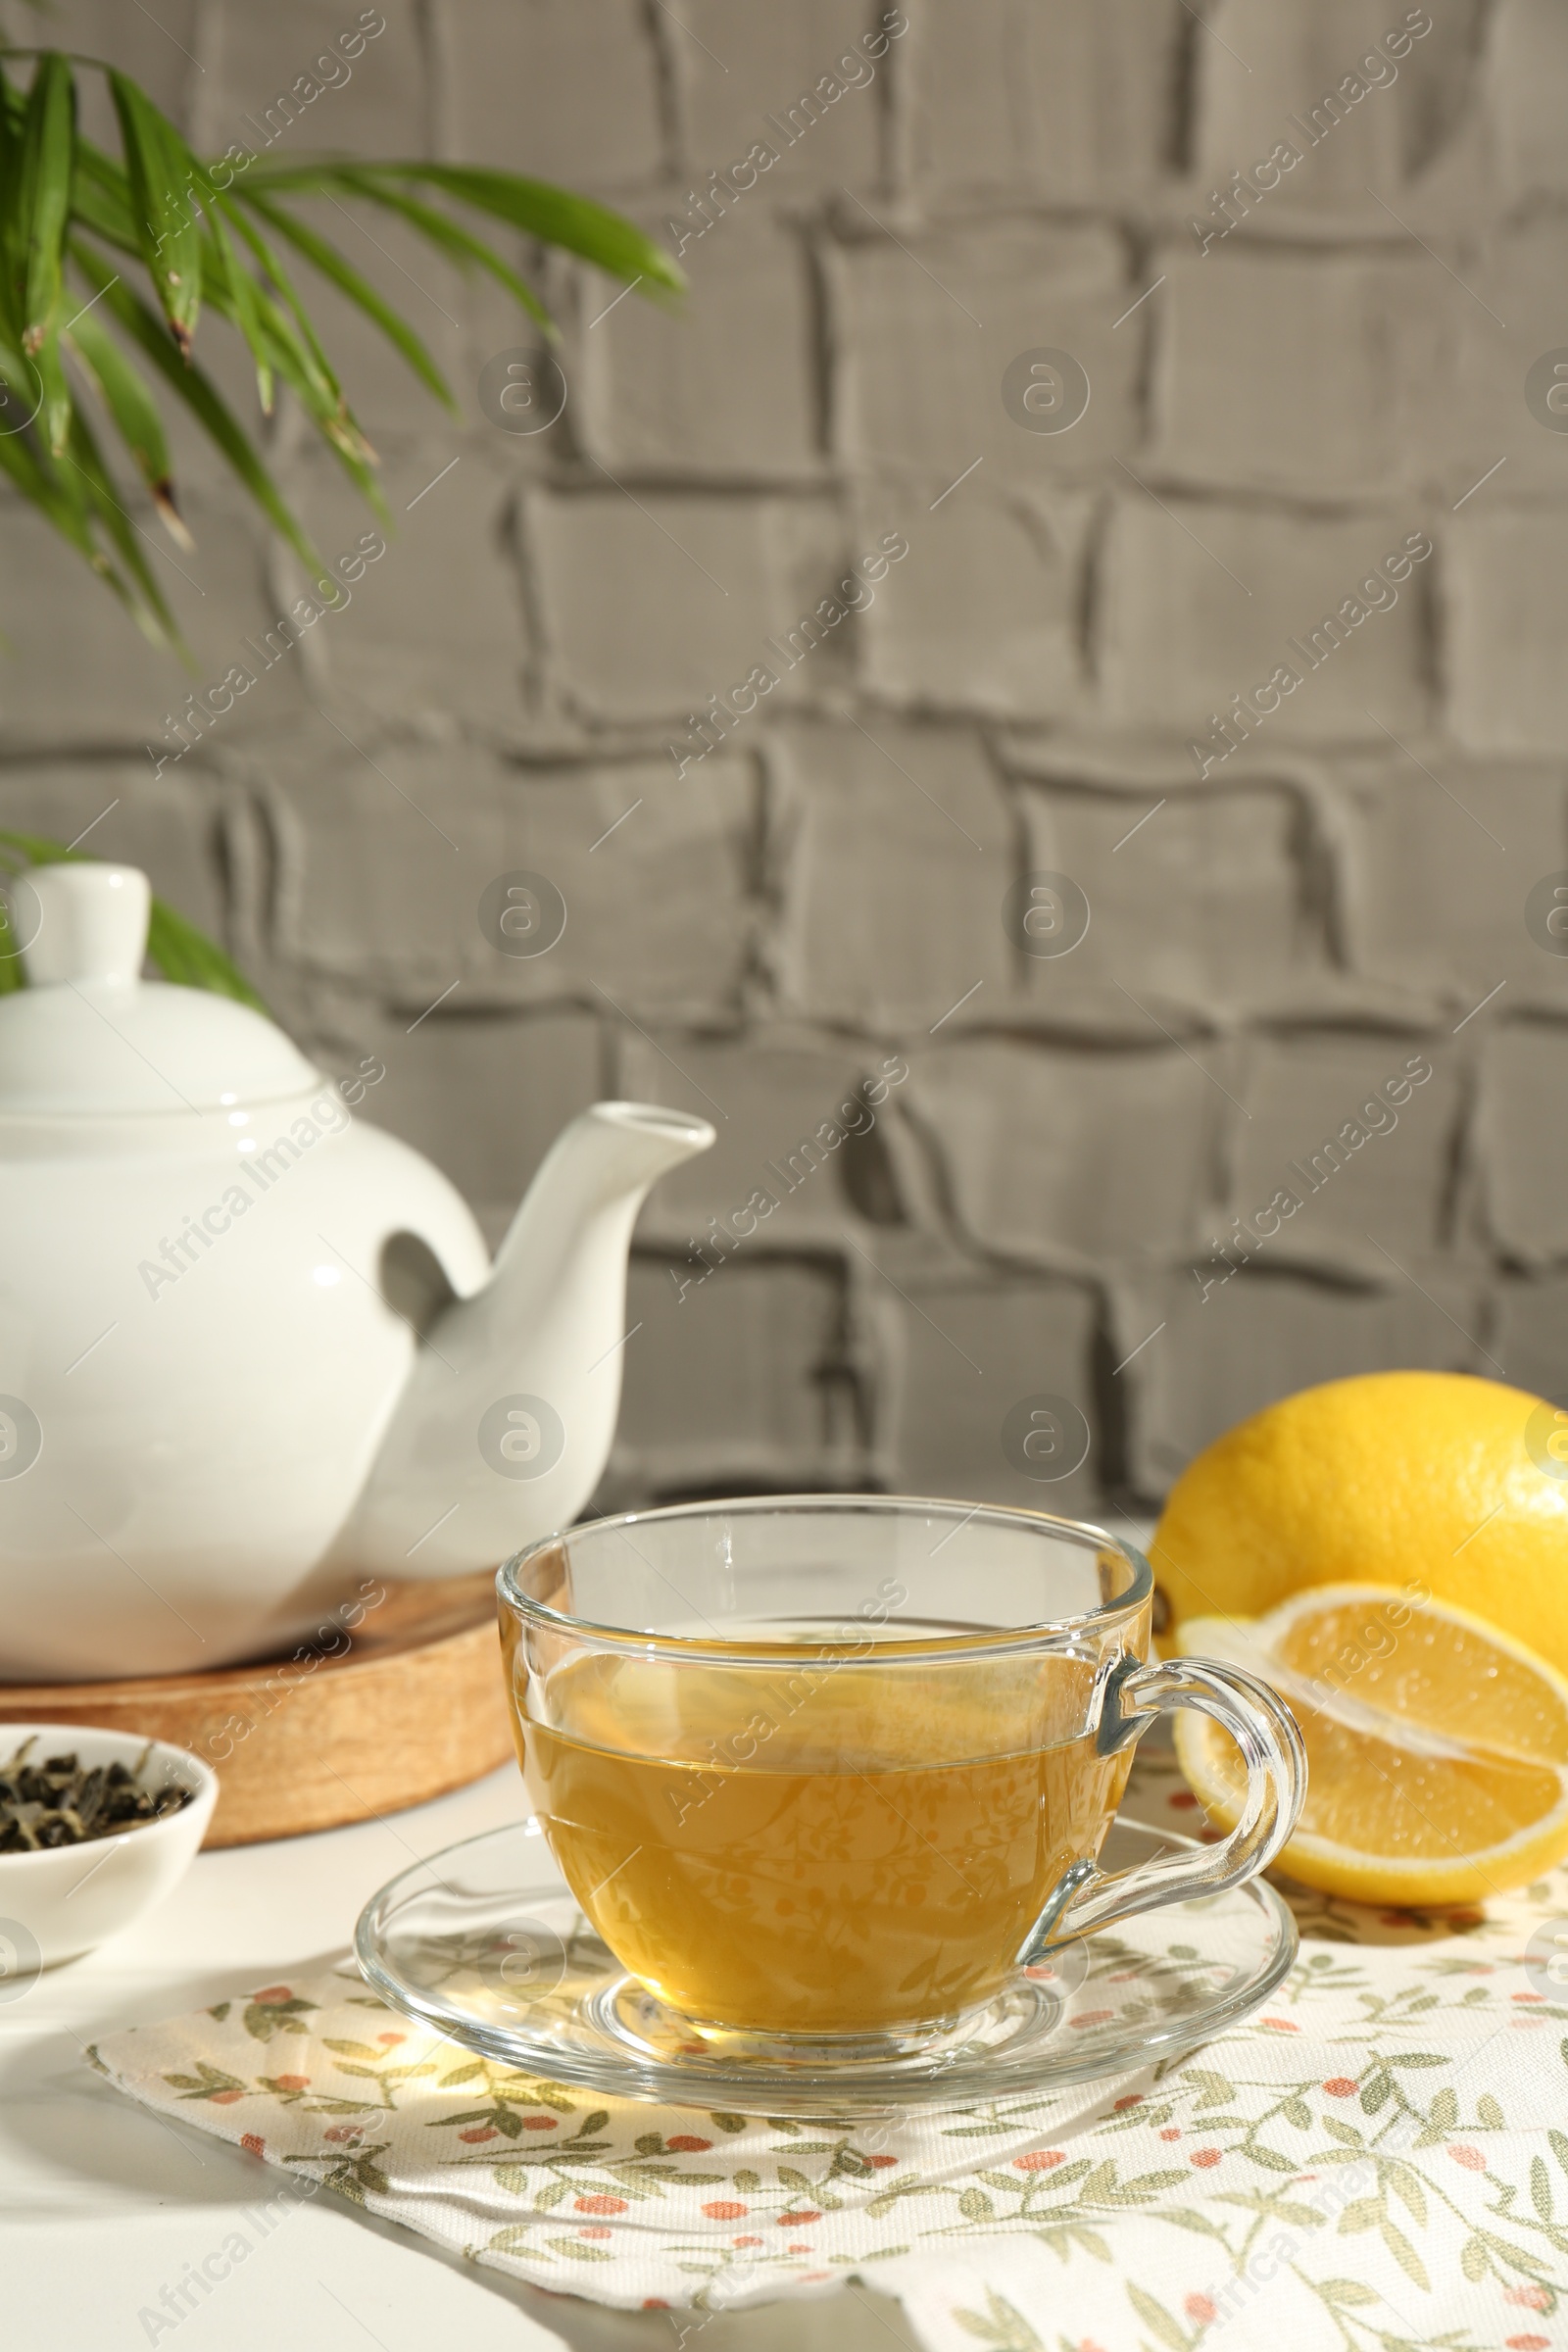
[
  {"left": 72, "top": 242, "right": 325, "bottom": 578},
  {"left": 109, "top": 70, "right": 201, "bottom": 357},
  {"left": 247, "top": 159, "right": 683, "bottom": 298},
  {"left": 16, "top": 52, "right": 72, "bottom": 341},
  {"left": 203, "top": 189, "right": 272, "bottom": 414},
  {"left": 217, "top": 191, "right": 343, "bottom": 398},
  {"left": 0, "top": 385, "right": 111, "bottom": 574},
  {"left": 239, "top": 191, "right": 453, "bottom": 407},
  {"left": 66, "top": 304, "right": 189, "bottom": 545},
  {"left": 262, "top": 169, "right": 554, "bottom": 335},
  {"left": 214, "top": 194, "right": 374, "bottom": 475},
  {"left": 370, "top": 164, "right": 683, "bottom": 295},
  {"left": 0, "top": 45, "right": 681, "bottom": 659},
  {"left": 0, "top": 64, "right": 20, "bottom": 277},
  {"left": 16, "top": 55, "right": 74, "bottom": 450},
  {"left": 66, "top": 131, "right": 143, "bottom": 255},
  {"left": 59, "top": 399, "right": 178, "bottom": 646},
  {"left": 28, "top": 293, "right": 71, "bottom": 455}
]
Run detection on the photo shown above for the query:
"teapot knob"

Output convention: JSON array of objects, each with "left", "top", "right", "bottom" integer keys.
[{"left": 22, "top": 862, "right": 151, "bottom": 988}]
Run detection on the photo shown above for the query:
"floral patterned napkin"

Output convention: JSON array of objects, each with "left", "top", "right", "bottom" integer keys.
[{"left": 92, "top": 1751, "right": 1568, "bottom": 2352}]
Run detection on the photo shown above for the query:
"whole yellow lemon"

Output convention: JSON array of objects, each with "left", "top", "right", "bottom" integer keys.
[{"left": 1150, "top": 1370, "right": 1568, "bottom": 1677}]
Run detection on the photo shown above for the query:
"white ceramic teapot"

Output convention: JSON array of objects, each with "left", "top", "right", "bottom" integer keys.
[{"left": 0, "top": 862, "right": 713, "bottom": 1682}]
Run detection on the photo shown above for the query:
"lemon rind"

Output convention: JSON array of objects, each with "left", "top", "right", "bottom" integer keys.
[{"left": 1177, "top": 1583, "right": 1568, "bottom": 1707}]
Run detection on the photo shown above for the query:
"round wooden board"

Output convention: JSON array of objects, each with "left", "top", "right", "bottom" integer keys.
[{"left": 0, "top": 1574, "right": 516, "bottom": 1847}]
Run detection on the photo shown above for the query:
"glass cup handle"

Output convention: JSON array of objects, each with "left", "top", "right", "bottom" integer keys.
[{"left": 1017, "top": 1653, "right": 1307, "bottom": 1964}]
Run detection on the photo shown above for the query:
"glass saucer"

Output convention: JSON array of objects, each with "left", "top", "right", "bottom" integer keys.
[{"left": 355, "top": 1816, "right": 1297, "bottom": 2115}]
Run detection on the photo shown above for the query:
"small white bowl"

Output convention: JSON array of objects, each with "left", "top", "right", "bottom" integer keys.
[{"left": 0, "top": 1724, "right": 217, "bottom": 1979}]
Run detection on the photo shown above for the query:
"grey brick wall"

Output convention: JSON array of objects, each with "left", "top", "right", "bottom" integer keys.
[{"left": 4, "top": 0, "right": 1562, "bottom": 1520}]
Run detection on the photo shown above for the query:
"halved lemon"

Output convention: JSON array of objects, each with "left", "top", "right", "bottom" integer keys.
[{"left": 1172, "top": 1585, "right": 1568, "bottom": 1906}]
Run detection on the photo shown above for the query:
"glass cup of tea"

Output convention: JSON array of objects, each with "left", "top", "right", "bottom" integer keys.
[{"left": 498, "top": 1496, "right": 1305, "bottom": 2060}]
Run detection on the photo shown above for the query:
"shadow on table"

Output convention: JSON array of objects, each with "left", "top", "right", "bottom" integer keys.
[
  {"left": 2, "top": 1953, "right": 923, "bottom": 2348},
  {"left": 0, "top": 1948, "right": 357, "bottom": 2214},
  {"left": 1271, "top": 1872, "right": 1496, "bottom": 1947},
  {"left": 420, "top": 2235, "right": 922, "bottom": 2352}
]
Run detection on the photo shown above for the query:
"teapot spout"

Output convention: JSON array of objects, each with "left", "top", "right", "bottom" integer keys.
[{"left": 337, "top": 1102, "right": 713, "bottom": 1579}]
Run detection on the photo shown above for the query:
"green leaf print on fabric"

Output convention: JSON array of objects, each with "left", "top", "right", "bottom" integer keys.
[
  {"left": 240, "top": 1989, "right": 318, "bottom": 2042},
  {"left": 951, "top": 2286, "right": 1044, "bottom": 2350}
]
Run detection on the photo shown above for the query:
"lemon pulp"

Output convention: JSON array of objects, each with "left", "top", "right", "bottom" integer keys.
[{"left": 1174, "top": 1586, "right": 1568, "bottom": 1905}]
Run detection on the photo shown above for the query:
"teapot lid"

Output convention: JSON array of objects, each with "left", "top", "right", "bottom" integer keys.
[{"left": 0, "top": 863, "right": 322, "bottom": 1115}]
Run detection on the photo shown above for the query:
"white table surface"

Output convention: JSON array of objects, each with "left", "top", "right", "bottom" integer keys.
[{"left": 0, "top": 1765, "right": 920, "bottom": 2351}]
